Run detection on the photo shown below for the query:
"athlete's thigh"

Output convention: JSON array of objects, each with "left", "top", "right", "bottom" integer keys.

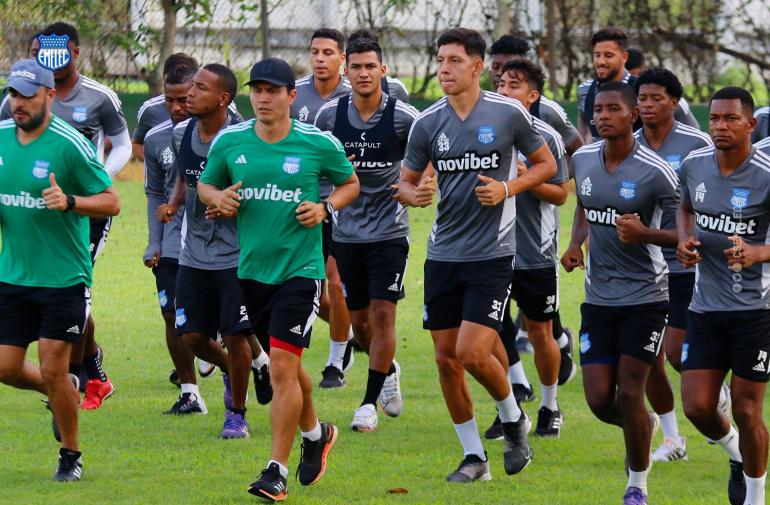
[
  {"left": 0, "top": 283, "right": 39, "bottom": 348},
  {"left": 512, "top": 267, "right": 558, "bottom": 323},
  {"left": 667, "top": 272, "right": 695, "bottom": 331},
  {"left": 268, "top": 278, "right": 322, "bottom": 350},
  {"left": 728, "top": 309, "right": 770, "bottom": 383},
  {"left": 456, "top": 320, "right": 500, "bottom": 359},
  {"left": 365, "top": 237, "right": 409, "bottom": 305},
  {"left": 152, "top": 258, "right": 179, "bottom": 316},
  {"left": 174, "top": 266, "right": 218, "bottom": 337},
  {"left": 213, "top": 268, "right": 252, "bottom": 337},
  {"left": 423, "top": 260, "right": 463, "bottom": 331},
  {"left": 333, "top": 241, "right": 370, "bottom": 311},
  {"left": 617, "top": 301, "right": 669, "bottom": 365},
  {"left": 681, "top": 310, "right": 731, "bottom": 374},
  {"left": 460, "top": 256, "right": 513, "bottom": 330},
  {"left": 578, "top": 303, "right": 620, "bottom": 366},
  {"left": 37, "top": 284, "right": 88, "bottom": 344}
]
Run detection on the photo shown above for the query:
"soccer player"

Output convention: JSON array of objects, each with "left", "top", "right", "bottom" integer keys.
[
  {"left": 397, "top": 27, "right": 557, "bottom": 482},
  {"left": 752, "top": 106, "right": 769, "bottom": 144},
  {"left": 156, "top": 64, "right": 254, "bottom": 435},
  {"left": 577, "top": 27, "right": 699, "bottom": 142},
  {"left": 758, "top": 134, "right": 770, "bottom": 154},
  {"left": 0, "top": 59, "right": 120, "bottom": 480},
  {"left": 346, "top": 29, "right": 410, "bottom": 103},
  {"left": 626, "top": 48, "right": 646, "bottom": 77},
  {"left": 495, "top": 59, "right": 570, "bottom": 437},
  {"left": 633, "top": 67, "right": 713, "bottom": 463},
  {"left": 562, "top": 81, "right": 679, "bottom": 505},
  {"left": 198, "top": 57, "right": 359, "bottom": 501},
  {"left": 290, "top": 28, "right": 356, "bottom": 388},
  {"left": 677, "top": 86, "right": 770, "bottom": 505},
  {"left": 314, "top": 38, "right": 418, "bottom": 431}
]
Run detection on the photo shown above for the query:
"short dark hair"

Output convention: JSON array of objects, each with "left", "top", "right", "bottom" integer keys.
[
  {"left": 596, "top": 81, "right": 637, "bottom": 108},
  {"left": 165, "top": 65, "right": 196, "bottom": 86},
  {"left": 348, "top": 29, "right": 379, "bottom": 44},
  {"left": 635, "top": 67, "right": 683, "bottom": 99},
  {"left": 625, "top": 48, "right": 645, "bottom": 70},
  {"left": 202, "top": 63, "right": 237, "bottom": 104},
  {"left": 39, "top": 22, "right": 80, "bottom": 46},
  {"left": 710, "top": 86, "right": 755, "bottom": 117},
  {"left": 501, "top": 59, "right": 545, "bottom": 93},
  {"left": 346, "top": 38, "right": 382, "bottom": 63},
  {"left": 437, "top": 28, "right": 486, "bottom": 59},
  {"left": 490, "top": 35, "right": 530, "bottom": 57},
  {"left": 311, "top": 28, "right": 345, "bottom": 52},
  {"left": 591, "top": 27, "right": 628, "bottom": 50},
  {"left": 163, "top": 53, "right": 199, "bottom": 77}
]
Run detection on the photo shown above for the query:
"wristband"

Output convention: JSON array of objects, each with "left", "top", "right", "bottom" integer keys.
[
  {"left": 501, "top": 181, "right": 509, "bottom": 199},
  {"left": 65, "top": 194, "right": 76, "bottom": 211}
]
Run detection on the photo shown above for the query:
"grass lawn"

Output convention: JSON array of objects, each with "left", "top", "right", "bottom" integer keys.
[{"left": 0, "top": 173, "right": 750, "bottom": 505}]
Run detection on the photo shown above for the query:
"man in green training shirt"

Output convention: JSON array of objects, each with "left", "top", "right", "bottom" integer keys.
[
  {"left": 199, "top": 57, "right": 359, "bottom": 501},
  {"left": 0, "top": 59, "right": 120, "bottom": 482}
]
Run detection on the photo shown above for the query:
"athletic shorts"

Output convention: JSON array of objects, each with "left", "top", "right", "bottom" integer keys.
[
  {"left": 89, "top": 217, "right": 112, "bottom": 264},
  {"left": 667, "top": 272, "right": 695, "bottom": 330},
  {"left": 578, "top": 302, "right": 669, "bottom": 365},
  {"left": 333, "top": 237, "right": 409, "bottom": 311},
  {"left": 0, "top": 282, "right": 89, "bottom": 347},
  {"left": 322, "top": 219, "right": 333, "bottom": 263},
  {"left": 681, "top": 310, "right": 770, "bottom": 383},
  {"left": 152, "top": 258, "right": 178, "bottom": 315},
  {"left": 423, "top": 256, "right": 513, "bottom": 331},
  {"left": 174, "top": 266, "right": 251, "bottom": 338},
  {"left": 511, "top": 267, "right": 558, "bottom": 322},
  {"left": 240, "top": 277, "right": 322, "bottom": 350}
]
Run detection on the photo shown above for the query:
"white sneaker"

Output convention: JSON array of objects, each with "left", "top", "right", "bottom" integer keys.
[
  {"left": 379, "top": 360, "right": 403, "bottom": 417},
  {"left": 653, "top": 437, "right": 688, "bottom": 462},
  {"left": 351, "top": 403, "right": 378, "bottom": 432},
  {"left": 197, "top": 358, "right": 216, "bottom": 377}
]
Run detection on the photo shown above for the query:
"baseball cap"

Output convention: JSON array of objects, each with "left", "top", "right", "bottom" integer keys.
[
  {"left": 246, "top": 58, "right": 295, "bottom": 88},
  {"left": 6, "top": 59, "right": 54, "bottom": 97}
]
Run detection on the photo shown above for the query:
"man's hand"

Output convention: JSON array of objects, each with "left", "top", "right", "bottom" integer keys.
[
  {"left": 156, "top": 203, "right": 178, "bottom": 223},
  {"left": 561, "top": 243, "right": 585, "bottom": 272},
  {"left": 206, "top": 181, "right": 242, "bottom": 220},
  {"left": 475, "top": 175, "right": 507, "bottom": 207},
  {"left": 42, "top": 173, "right": 68, "bottom": 211},
  {"left": 677, "top": 236, "right": 702, "bottom": 268},
  {"left": 296, "top": 201, "right": 326, "bottom": 228},
  {"left": 517, "top": 160, "right": 527, "bottom": 177},
  {"left": 144, "top": 250, "right": 161, "bottom": 268},
  {"left": 615, "top": 214, "right": 648, "bottom": 243},
  {"left": 724, "top": 235, "right": 766, "bottom": 270},
  {"left": 395, "top": 175, "right": 436, "bottom": 207}
]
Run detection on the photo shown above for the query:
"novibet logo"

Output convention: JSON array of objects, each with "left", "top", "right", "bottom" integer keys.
[
  {"left": 237, "top": 183, "right": 302, "bottom": 203},
  {"left": 0, "top": 191, "right": 46, "bottom": 209}
]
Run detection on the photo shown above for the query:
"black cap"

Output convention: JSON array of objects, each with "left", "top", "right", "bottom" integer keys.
[{"left": 246, "top": 58, "right": 295, "bottom": 88}]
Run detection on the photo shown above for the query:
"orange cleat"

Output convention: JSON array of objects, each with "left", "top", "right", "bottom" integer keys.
[{"left": 80, "top": 379, "right": 115, "bottom": 410}]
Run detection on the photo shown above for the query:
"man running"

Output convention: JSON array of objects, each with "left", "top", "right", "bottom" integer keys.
[
  {"left": 346, "top": 29, "right": 410, "bottom": 103},
  {"left": 198, "top": 57, "right": 359, "bottom": 501},
  {"left": 752, "top": 106, "right": 769, "bottom": 144}
]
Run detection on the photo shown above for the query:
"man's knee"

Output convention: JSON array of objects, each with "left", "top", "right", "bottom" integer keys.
[{"left": 732, "top": 395, "right": 765, "bottom": 430}]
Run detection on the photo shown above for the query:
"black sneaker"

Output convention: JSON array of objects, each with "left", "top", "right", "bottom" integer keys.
[
  {"left": 512, "top": 383, "right": 536, "bottom": 403},
  {"left": 557, "top": 328, "right": 577, "bottom": 386},
  {"left": 253, "top": 364, "right": 273, "bottom": 405},
  {"left": 318, "top": 366, "right": 345, "bottom": 389},
  {"left": 248, "top": 462, "right": 288, "bottom": 502},
  {"left": 502, "top": 414, "right": 533, "bottom": 475},
  {"left": 728, "top": 459, "right": 746, "bottom": 505},
  {"left": 484, "top": 414, "right": 503, "bottom": 440},
  {"left": 54, "top": 449, "right": 83, "bottom": 482},
  {"left": 163, "top": 392, "right": 207, "bottom": 415},
  {"left": 534, "top": 406, "right": 563, "bottom": 437},
  {"left": 47, "top": 373, "right": 79, "bottom": 443},
  {"left": 168, "top": 369, "right": 181, "bottom": 388},
  {"left": 446, "top": 452, "right": 491, "bottom": 482},
  {"left": 297, "top": 422, "right": 338, "bottom": 486}
]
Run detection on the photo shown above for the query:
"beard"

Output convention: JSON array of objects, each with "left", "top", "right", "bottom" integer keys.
[
  {"left": 596, "top": 66, "right": 622, "bottom": 84},
  {"left": 13, "top": 108, "right": 47, "bottom": 131}
]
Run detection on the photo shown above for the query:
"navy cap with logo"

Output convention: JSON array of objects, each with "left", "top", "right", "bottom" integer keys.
[
  {"left": 246, "top": 58, "right": 295, "bottom": 88},
  {"left": 6, "top": 59, "right": 55, "bottom": 97}
]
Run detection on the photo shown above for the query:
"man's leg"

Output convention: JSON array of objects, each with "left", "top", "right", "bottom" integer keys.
[
  {"left": 664, "top": 326, "right": 687, "bottom": 372},
  {"left": 326, "top": 256, "right": 352, "bottom": 350},
  {"left": 616, "top": 355, "right": 654, "bottom": 474},
  {"left": 222, "top": 333, "right": 251, "bottom": 411},
  {"left": 182, "top": 332, "right": 229, "bottom": 370},
  {"left": 525, "top": 316, "right": 563, "bottom": 437},
  {"left": 647, "top": 347, "right": 686, "bottom": 462},
  {"left": 582, "top": 363, "right": 622, "bottom": 427},
  {"left": 0, "top": 344, "right": 45, "bottom": 393},
  {"left": 731, "top": 375, "right": 768, "bottom": 504},
  {"left": 268, "top": 347, "right": 303, "bottom": 467},
  {"left": 39, "top": 338, "right": 78, "bottom": 451},
  {"left": 164, "top": 312, "right": 196, "bottom": 385}
]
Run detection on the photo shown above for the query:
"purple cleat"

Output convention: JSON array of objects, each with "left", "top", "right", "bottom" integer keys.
[
  {"left": 623, "top": 487, "right": 648, "bottom": 505},
  {"left": 222, "top": 373, "right": 232, "bottom": 411},
  {"left": 221, "top": 410, "right": 249, "bottom": 439}
]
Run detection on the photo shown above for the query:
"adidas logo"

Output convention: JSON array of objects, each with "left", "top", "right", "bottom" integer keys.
[
  {"left": 753, "top": 361, "right": 766, "bottom": 372},
  {"left": 644, "top": 342, "right": 656, "bottom": 352},
  {"left": 488, "top": 310, "right": 499, "bottom": 320},
  {"left": 66, "top": 325, "right": 80, "bottom": 334},
  {"left": 290, "top": 325, "right": 302, "bottom": 335},
  {"left": 387, "top": 282, "right": 399, "bottom": 292},
  {"left": 235, "top": 154, "right": 247, "bottom": 164},
  {"left": 239, "top": 314, "right": 249, "bottom": 323},
  {"left": 543, "top": 305, "right": 554, "bottom": 314}
]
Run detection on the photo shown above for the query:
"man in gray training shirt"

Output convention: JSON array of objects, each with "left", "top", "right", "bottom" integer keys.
[
  {"left": 561, "top": 81, "right": 679, "bottom": 505},
  {"left": 314, "top": 38, "right": 419, "bottom": 432},
  {"left": 397, "top": 28, "right": 556, "bottom": 483},
  {"left": 677, "top": 87, "right": 770, "bottom": 505},
  {"left": 752, "top": 106, "right": 769, "bottom": 144}
]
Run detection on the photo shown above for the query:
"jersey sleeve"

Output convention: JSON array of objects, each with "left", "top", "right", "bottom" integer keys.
[
  {"left": 313, "top": 105, "right": 335, "bottom": 132},
  {"left": 199, "top": 135, "right": 232, "bottom": 189},
  {"left": 752, "top": 110, "right": 769, "bottom": 144},
  {"left": 543, "top": 103, "right": 580, "bottom": 146},
  {"left": 143, "top": 142, "right": 165, "bottom": 259},
  {"left": 394, "top": 101, "right": 419, "bottom": 143},
  {"left": 656, "top": 165, "right": 680, "bottom": 223},
  {"left": 545, "top": 134, "right": 569, "bottom": 184},
  {"left": 319, "top": 133, "right": 354, "bottom": 185},
  {"left": 511, "top": 107, "right": 545, "bottom": 157},
  {"left": 679, "top": 159, "right": 691, "bottom": 206},
  {"left": 0, "top": 95, "right": 10, "bottom": 120},
  {"left": 387, "top": 77, "right": 410, "bottom": 103},
  {"left": 98, "top": 94, "right": 128, "bottom": 137},
  {"left": 674, "top": 98, "right": 700, "bottom": 129},
  {"left": 66, "top": 137, "right": 112, "bottom": 196},
  {"left": 133, "top": 103, "right": 162, "bottom": 143},
  {"left": 403, "top": 118, "right": 430, "bottom": 172},
  {"left": 576, "top": 82, "right": 590, "bottom": 114}
]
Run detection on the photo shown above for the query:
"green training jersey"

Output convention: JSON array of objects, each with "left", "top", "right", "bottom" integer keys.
[
  {"left": 201, "top": 118, "right": 354, "bottom": 284},
  {"left": 0, "top": 115, "right": 111, "bottom": 288}
]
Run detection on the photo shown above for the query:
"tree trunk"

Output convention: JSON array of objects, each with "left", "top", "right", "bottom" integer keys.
[{"left": 147, "top": 0, "right": 177, "bottom": 96}]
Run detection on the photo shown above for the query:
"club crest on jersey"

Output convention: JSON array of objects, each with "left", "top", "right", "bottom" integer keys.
[
  {"left": 298, "top": 106, "right": 310, "bottom": 122},
  {"left": 72, "top": 106, "right": 87, "bottom": 123},
  {"left": 282, "top": 156, "right": 301, "bottom": 175},
  {"left": 477, "top": 126, "right": 495, "bottom": 144},
  {"left": 620, "top": 181, "right": 636, "bottom": 200},
  {"left": 437, "top": 132, "right": 450, "bottom": 152},
  {"left": 666, "top": 155, "right": 682, "bottom": 172},
  {"left": 731, "top": 188, "right": 749, "bottom": 210},
  {"left": 35, "top": 34, "right": 71, "bottom": 71},
  {"left": 32, "top": 160, "right": 50, "bottom": 179}
]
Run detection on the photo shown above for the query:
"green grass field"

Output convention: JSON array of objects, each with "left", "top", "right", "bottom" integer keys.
[{"left": 0, "top": 180, "right": 751, "bottom": 505}]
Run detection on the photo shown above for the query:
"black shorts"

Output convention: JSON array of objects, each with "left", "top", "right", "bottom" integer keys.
[
  {"left": 174, "top": 266, "right": 251, "bottom": 338},
  {"left": 511, "top": 267, "right": 558, "bottom": 322},
  {"left": 0, "top": 282, "right": 89, "bottom": 347},
  {"left": 152, "top": 258, "right": 178, "bottom": 315},
  {"left": 240, "top": 277, "right": 322, "bottom": 349},
  {"left": 681, "top": 310, "right": 770, "bottom": 383},
  {"left": 322, "top": 219, "right": 333, "bottom": 263},
  {"left": 578, "top": 302, "right": 669, "bottom": 365},
  {"left": 667, "top": 272, "right": 695, "bottom": 330},
  {"left": 89, "top": 217, "right": 112, "bottom": 264},
  {"left": 424, "top": 257, "right": 513, "bottom": 331},
  {"left": 333, "top": 237, "right": 409, "bottom": 311}
]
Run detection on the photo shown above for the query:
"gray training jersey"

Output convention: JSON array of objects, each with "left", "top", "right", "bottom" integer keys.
[
  {"left": 537, "top": 96, "right": 580, "bottom": 147},
  {"left": 680, "top": 146, "right": 770, "bottom": 312},
  {"left": 757, "top": 136, "right": 770, "bottom": 156},
  {"left": 404, "top": 91, "right": 546, "bottom": 261},
  {"left": 573, "top": 140, "right": 679, "bottom": 306},
  {"left": 752, "top": 107, "right": 770, "bottom": 144},
  {"left": 314, "top": 93, "right": 419, "bottom": 243},
  {"left": 172, "top": 116, "right": 239, "bottom": 270},
  {"left": 133, "top": 95, "right": 241, "bottom": 144},
  {"left": 515, "top": 117, "right": 569, "bottom": 269},
  {"left": 144, "top": 120, "right": 183, "bottom": 261},
  {"left": 634, "top": 121, "right": 713, "bottom": 274}
]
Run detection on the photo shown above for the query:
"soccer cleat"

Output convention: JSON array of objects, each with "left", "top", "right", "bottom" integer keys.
[
  {"left": 484, "top": 414, "right": 503, "bottom": 440},
  {"left": 198, "top": 358, "right": 216, "bottom": 378},
  {"left": 623, "top": 487, "right": 648, "bottom": 505},
  {"left": 534, "top": 406, "right": 563, "bottom": 437},
  {"left": 80, "top": 378, "right": 115, "bottom": 410},
  {"left": 351, "top": 404, "right": 378, "bottom": 432},
  {"left": 512, "top": 383, "right": 536, "bottom": 403},
  {"left": 223, "top": 373, "right": 232, "bottom": 411},
  {"left": 48, "top": 373, "right": 80, "bottom": 442},
  {"left": 557, "top": 327, "right": 577, "bottom": 386},
  {"left": 319, "top": 365, "right": 345, "bottom": 389},
  {"left": 221, "top": 411, "right": 250, "bottom": 439},
  {"left": 248, "top": 462, "right": 288, "bottom": 501},
  {"left": 728, "top": 459, "right": 746, "bottom": 505},
  {"left": 379, "top": 361, "right": 403, "bottom": 417},
  {"left": 342, "top": 341, "right": 355, "bottom": 372},
  {"left": 652, "top": 437, "right": 688, "bottom": 462},
  {"left": 53, "top": 450, "right": 83, "bottom": 482},
  {"left": 516, "top": 334, "right": 534, "bottom": 354},
  {"left": 253, "top": 364, "right": 273, "bottom": 405},
  {"left": 297, "top": 422, "right": 338, "bottom": 486},
  {"left": 446, "top": 453, "right": 492, "bottom": 483},
  {"left": 163, "top": 392, "right": 207, "bottom": 415},
  {"left": 502, "top": 414, "right": 533, "bottom": 475},
  {"left": 168, "top": 369, "right": 181, "bottom": 388}
]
